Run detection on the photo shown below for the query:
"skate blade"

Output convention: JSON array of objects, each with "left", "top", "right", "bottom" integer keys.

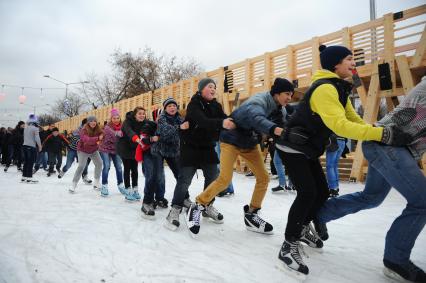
[
  {"left": 68, "top": 190, "right": 75, "bottom": 194},
  {"left": 101, "top": 194, "right": 108, "bottom": 197},
  {"left": 163, "top": 221, "right": 179, "bottom": 231},
  {"left": 246, "top": 226, "right": 274, "bottom": 235},
  {"left": 202, "top": 215, "right": 224, "bottom": 224},
  {"left": 141, "top": 213, "right": 156, "bottom": 220},
  {"left": 301, "top": 243, "right": 324, "bottom": 254},
  {"left": 276, "top": 261, "right": 307, "bottom": 282},
  {"left": 383, "top": 267, "right": 411, "bottom": 283}
]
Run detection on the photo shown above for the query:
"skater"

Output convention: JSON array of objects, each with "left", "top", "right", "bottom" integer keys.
[
  {"left": 325, "top": 133, "right": 347, "bottom": 197},
  {"left": 33, "top": 124, "right": 54, "bottom": 173},
  {"left": 59, "top": 119, "right": 92, "bottom": 185},
  {"left": 21, "top": 114, "right": 42, "bottom": 184},
  {"left": 117, "top": 106, "right": 158, "bottom": 209},
  {"left": 185, "top": 77, "right": 293, "bottom": 236},
  {"left": 166, "top": 78, "right": 235, "bottom": 231},
  {"left": 69, "top": 116, "right": 103, "bottom": 193},
  {"left": 316, "top": 76, "right": 425, "bottom": 283},
  {"left": 42, "top": 127, "right": 69, "bottom": 177},
  {"left": 98, "top": 108, "right": 125, "bottom": 197},
  {"left": 151, "top": 97, "right": 185, "bottom": 209},
  {"left": 4, "top": 121, "right": 25, "bottom": 172},
  {"left": 275, "top": 45, "right": 412, "bottom": 278}
]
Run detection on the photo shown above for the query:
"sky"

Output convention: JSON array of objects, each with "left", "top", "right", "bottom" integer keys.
[{"left": 0, "top": 0, "right": 424, "bottom": 127}]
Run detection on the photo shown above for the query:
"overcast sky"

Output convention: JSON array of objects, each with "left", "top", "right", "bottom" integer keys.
[{"left": 0, "top": 0, "right": 424, "bottom": 127}]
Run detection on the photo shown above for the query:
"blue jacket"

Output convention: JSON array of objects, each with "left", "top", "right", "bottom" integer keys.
[
  {"left": 220, "top": 91, "right": 283, "bottom": 149},
  {"left": 151, "top": 112, "right": 183, "bottom": 158}
]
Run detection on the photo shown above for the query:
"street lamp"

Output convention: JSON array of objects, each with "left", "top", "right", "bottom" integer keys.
[{"left": 43, "top": 75, "right": 89, "bottom": 98}]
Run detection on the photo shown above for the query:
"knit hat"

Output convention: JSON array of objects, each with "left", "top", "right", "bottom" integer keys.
[
  {"left": 319, "top": 45, "right": 353, "bottom": 72},
  {"left": 198, "top": 78, "right": 216, "bottom": 92},
  {"left": 87, "top": 116, "right": 97, "bottom": 123},
  {"left": 110, "top": 108, "right": 120, "bottom": 117},
  {"left": 163, "top": 97, "right": 177, "bottom": 108},
  {"left": 270, "top": 78, "right": 294, "bottom": 95},
  {"left": 27, "top": 113, "right": 38, "bottom": 124}
]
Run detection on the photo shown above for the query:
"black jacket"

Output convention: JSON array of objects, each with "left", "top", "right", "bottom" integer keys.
[
  {"left": 180, "top": 93, "right": 226, "bottom": 167},
  {"left": 277, "top": 78, "right": 351, "bottom": 159},
  {"left": 9, "top": 127, "right": 24, "bottom": 146},
  {"left": 117, "top": 111, "right": 157, "bottom": 160},
  {"left": 43, "top": 134, "right": 68, "bottom": 153}
]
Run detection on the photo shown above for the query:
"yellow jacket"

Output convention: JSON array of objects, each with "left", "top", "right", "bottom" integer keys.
[{"left": 310, "top": 70, "right": 383, "bottom": 142}]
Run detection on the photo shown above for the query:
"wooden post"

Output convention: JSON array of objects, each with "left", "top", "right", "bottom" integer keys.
[
  {"left": 350, "top": 61, "right": 381, "bottom": 181},
  {"left": 396, "top": 55, "right": 415, "bottom": 93},
  {"left": 264, "top": 52, "right": 272, "bottom": 89},
  {"left": 342, "top": 27, "right": 351, "bottom": 49},
  {"left": 216, "top": 67, "right": 225, "bottom": 105},
  {"left": 383, "top": 13, "right": 397, "bottom": 111},
  {"left": 287, "top": 45, "right": 295, "bottom": 81},
  {"left": 244, "top": 59, "right": 252, "bottom": 97},
  {"left": 178, "top": 81, "right": 184, "bottom": 109},
  {"left": 410, "top": 26, "right": 426, "bottom": 68},
  {"left": 311, "top": 37, "right": 320, "bottom": 73}
]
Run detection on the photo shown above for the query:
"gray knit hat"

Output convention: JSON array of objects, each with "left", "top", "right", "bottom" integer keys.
[
  {"left": 198, "top": 78, "right": 216, "bottom": 92},
  {"left": 87, "top": 116, "right": 97, "bottom": 123},
  {"left": 163, "top": 97, "right": 177, "bottom": 108}
]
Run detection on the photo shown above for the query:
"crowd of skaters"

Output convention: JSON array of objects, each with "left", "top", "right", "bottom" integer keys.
[{"left": 0, "top": 44, "right": 425, "bottom": 283}]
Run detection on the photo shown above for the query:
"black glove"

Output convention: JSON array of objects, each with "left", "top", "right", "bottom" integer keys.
[{"left": 381, "top": 126, "right": 413, "bottom": 146}]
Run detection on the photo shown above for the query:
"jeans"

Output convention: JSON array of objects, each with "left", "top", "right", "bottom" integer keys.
[
  {"left": 273, "top": 149, "right": 294, "bottom": 188},
  {"left": 48, "top": 151, "right": 62, "bottom": 173},
  {"left": 100, "top": 152, "right": 123, "bottom": 185},
  {"left": 34, "top": 151, "right": 48, "bottom": 170},
  {"left": 325, "top": 139, "right": 346, "bottom": 190},
  {"left": 142, "top": 150, "right": 164, "bottom": 204},
  {"left": 72, "top": 151, "right": 102, "bottom": 184},
  {"left": 215, "top": 142, "right": 234, "bottom": 193},
  {"left": 172, "top": 163, "right": 218, "bottom": 207},
  {"left": 278, "top": 150, "right": 330, "bottom": 240},
  {"left": 22, "top": 145, "right": 37, "bottom": 178},
  {"left": 155, "top": 155, "right": 180, "bottom": 201},
  {"left": 317, "top": 141, "right": 426, "bottom": 264},
  {"left": 62, "top": 149, "right": 89, "bottom": 177},
  {"left": 196, "top": 143, "right": 268, "bottom": 208}
]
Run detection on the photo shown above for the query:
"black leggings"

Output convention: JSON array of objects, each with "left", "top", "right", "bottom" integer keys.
[
  {"left": 122, "top": 158, "right": 138, "bottom": 188},
  {"left": 278, "top": 150, "right": 330, "bottom": 240}
]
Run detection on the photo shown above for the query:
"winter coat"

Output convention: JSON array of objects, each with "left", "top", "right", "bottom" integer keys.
[
  {"left": 23, "top": 123, "right": 41, "bottom": 148},
  {"left": 43, "top": 134, "right": 69, "bottom": 154},
  {"left": 40, "top": 129, "right": 52, "bottom": 151},
  {"left": 117, "top": 111, "right": 157, "bottom": 160},
  {"left": 77, "top": 124, "right": 103, "bottom": 154},
  {"left": 9, "top": 127, "right": 24, "bottom": 146},
  {"left": 180, "top": 93, "right": 226, "bottom": 167},
  {"left": 220, "top": 92, "right": 282, "bottom": 149},
  {"left": 99, "top": 123, "right": 123, "bottom": 155},
  {"left": 151, "top": 112, "right": 183, "bottom": 158}
]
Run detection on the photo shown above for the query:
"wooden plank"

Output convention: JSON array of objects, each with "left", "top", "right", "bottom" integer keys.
[
  {"left": 396, "top": 55, "right": 415, "bottom": 93},
  {"left": 351, "top": 62, "right": 380, "bottom": 181},
  {"left": 410, "top": 26, "right": 426, "bottom": 68},
  {"left": 264, "top": 52, "right": 272, "bottom": 89},
  {"left": 244, "top": 59, "right": 252, "bottom": 95},
  {"left": 216, "top": 67, "right": 225, "bottom": 105},
  {"left": 287, "top": 46, "right": 295, "bottom": 81}
]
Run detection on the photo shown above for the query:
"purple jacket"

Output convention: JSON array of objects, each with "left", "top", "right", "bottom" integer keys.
[
  {"left": 99, "top": 124, "right": 122, "bottom": 154},
  {"left": 77, "top": 128, "right": 101, "bottom": 154}
]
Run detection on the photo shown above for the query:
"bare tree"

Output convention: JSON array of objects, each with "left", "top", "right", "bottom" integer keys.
[
  {"left": 51, "top": 92, "right": 87, "bottom": 118},
  {"left": 79, "top": 47, "right": 203, "bottom": 107},
  {"left": 37, "top": 114, "right": 61, "bottom": 126}
]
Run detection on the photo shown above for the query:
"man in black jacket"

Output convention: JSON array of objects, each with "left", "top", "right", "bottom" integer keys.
[{"left": 165, "top": 78, "right": 235, "bottom": 231}]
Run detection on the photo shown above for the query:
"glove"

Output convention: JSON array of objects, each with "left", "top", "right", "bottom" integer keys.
[{"left": 381, "top": 126, "right": 413, "bottom": 146}]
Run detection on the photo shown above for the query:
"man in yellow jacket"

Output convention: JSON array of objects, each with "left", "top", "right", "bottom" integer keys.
[{"left": 275, "top": 44, "right": 412, "bottom": 278}]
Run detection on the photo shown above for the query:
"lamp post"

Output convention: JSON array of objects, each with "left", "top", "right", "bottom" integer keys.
[{"left": 43, "top": 75, "right": 89, "bottom": 98}]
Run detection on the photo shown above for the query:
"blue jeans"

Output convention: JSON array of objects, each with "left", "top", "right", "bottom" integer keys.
[
  {"left": 325, "top": 139, "right": 346, "bottom": 190},
  {"left": 100, "top": 152, "right": 123, "bottom": 185},
  {"left": 34, "top": 151, "right": 48, "bottom": 170},
  {"left": 143, "top": 150, "right": 164, "bottom": 204},
  {"left": 62, "top": 149, "right": 89, "bottom": 177},
  {"left": 22, "top": 145, "right": 37, "bottom": 178},
  {"left": 317, "top": 141, "right": 426, "bottom": 264},
  {"left": 273, "top": 149, "right": 294, "bottom": 188},
  {"left": 215, "top": 142, "right": 234, "bottom": 193}
]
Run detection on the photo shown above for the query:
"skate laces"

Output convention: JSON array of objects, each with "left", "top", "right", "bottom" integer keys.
[
  {"left": 170, "top": 207, "right": 181, "bottom": 218},
  {"left": 303, "top": 224, "right": 320, "bottom": 243},
  {"left": 251, "top": 213, "right": 266, "bottom": 227},
  {"left": 290, "top": 242, "right": 308, "bottom": 264},
  {"left": 191, "top": 205, "right": 202, "bottom": 224},
  {"left": 206, "top": 205, "right": 220, "bottom": 218}
]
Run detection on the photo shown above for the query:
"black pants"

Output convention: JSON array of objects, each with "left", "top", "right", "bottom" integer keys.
[
  {"left": 48, "top": 151, "right": 62, "bottom": 173},
  {"left": 278, "top": 150, "right": 330, "bottom": 240},
  {"left": 171, "top": 163, "right": 218, "bottom": 207},
  {"left": 122, "top": 158, "right": 138, "bottom": 188},
  {"left": 22, "top": 145, "right": 37, "bottom": 178}
]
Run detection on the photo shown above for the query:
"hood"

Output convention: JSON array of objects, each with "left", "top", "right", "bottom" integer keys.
[
  {"left": 125, "top": 111, "right": 135, "bottom": 121},
  {"left": 311, "top": 69, "right": 340, "bottom": 83}
]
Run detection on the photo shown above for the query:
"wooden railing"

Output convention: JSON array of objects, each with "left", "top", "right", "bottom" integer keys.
[{"left": 56, "top": 5, "right": 426, "bottom": 135}]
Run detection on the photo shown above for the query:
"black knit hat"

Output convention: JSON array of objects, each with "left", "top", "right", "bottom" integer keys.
[
  {"left": 270, "top": 78, "right": 294, "bottom": 96},
  {"left": 198, "top": 78, "right": 216, "bottom": 92},
  {"left": 319, "top": 45, "right": 353, "bottom": 72},
  {"left": 52, "top": 127, "right": 59, "bottom": 132},
  {"left": 163, "top": 97, "right": 177, "bottom": 108}
]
